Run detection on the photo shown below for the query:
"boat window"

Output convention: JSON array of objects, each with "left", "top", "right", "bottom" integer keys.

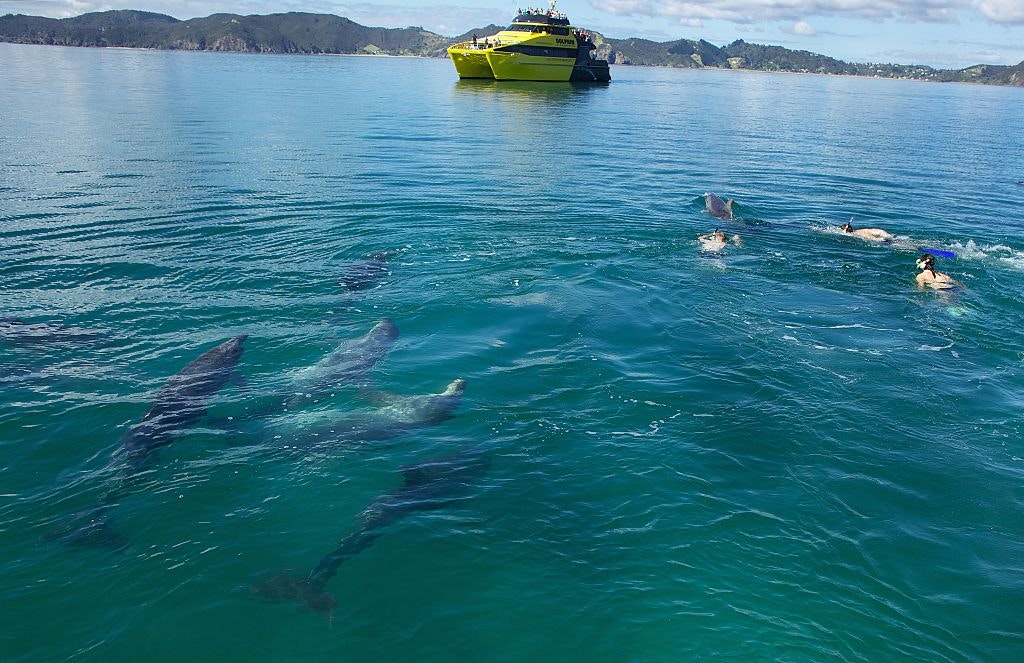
[
  {"left": 503, "top": 25, "right": 571, "bottom": 36},
  {"left": 501, "top": 45, "right": 576, "bottom": 58}
]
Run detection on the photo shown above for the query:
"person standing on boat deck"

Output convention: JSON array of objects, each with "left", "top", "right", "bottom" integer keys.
[{"left": 472, "top": 34, "right": 477, "bottom": 47}]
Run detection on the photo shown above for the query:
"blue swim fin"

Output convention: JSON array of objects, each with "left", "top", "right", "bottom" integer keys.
[{"left": 920, "top": 247, "right": 956, "bottom": 259}]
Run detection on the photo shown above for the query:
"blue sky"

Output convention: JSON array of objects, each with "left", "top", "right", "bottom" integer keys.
[{"left": 2, "top": 0, "right": 1023, "bottom": 69}]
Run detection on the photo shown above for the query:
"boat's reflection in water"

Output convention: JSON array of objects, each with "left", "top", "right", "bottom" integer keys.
[
  {"left": 449, "top": 78, "right": 609, "bottom": 184},
  {"left": 452, "top": 78, "right": 609, "bottom": 104}
]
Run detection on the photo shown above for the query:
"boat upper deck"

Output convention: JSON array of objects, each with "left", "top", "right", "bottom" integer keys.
[{"left": 511, "top": 10, "right": 570, "bottom": 26}]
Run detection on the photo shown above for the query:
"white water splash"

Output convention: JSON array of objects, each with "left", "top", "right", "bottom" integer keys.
[
  {"left": 815, "top": 225, "right": 1024, "bottom": 271},
  {"left": 948, "top": 240, "right": 1024, "bottom": 270}
]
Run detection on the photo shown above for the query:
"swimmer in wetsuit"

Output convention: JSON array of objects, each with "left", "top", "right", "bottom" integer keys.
[
  {"left": 915, "top": 253, "right": 960, "bottom": 290},
  {"left": 841, "top": 221, "right": 893, "bottom": 243}
]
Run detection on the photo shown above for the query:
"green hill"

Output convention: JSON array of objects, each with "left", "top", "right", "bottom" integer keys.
[
  {"left": 0, "top": 10, "right": 449, "bottom": 55},
  {"left": 720, "top": 40, "right": 857, "bottom": 74},
  {"left": 1, "top": 10, "right": 1022, "bottom": 87},
  {"left": 934, "top": 61, "right": 1024, "bottom": 86}
]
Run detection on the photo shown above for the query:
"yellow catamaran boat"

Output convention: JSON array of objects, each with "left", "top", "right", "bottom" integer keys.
[{"left": 447, "top": 1, "right": 610, "bottom": 83}]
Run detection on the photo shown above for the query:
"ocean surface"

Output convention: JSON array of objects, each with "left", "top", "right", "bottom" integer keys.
[{"left": 2, "top": 42, "right": 1023, "bottom": 661}]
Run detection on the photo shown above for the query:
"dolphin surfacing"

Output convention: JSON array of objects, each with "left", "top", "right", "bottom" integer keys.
[
  {"left": 252, "top": 446, "right": 490, "bottom": 617},
  {"left": 44, "top": 335, "right": 248, "bottom": 548},
  {"left": 704, "top": 192, "right": 735, "bottom": 220}
]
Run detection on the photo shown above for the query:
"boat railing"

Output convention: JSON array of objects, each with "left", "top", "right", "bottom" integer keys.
[{"left": 451, "top": 40, "right": 503, "bottom": 50}]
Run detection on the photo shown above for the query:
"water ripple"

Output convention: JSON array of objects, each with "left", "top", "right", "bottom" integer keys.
[{"left": 1, "top": 46, "right": 1022, "bottom": 662}]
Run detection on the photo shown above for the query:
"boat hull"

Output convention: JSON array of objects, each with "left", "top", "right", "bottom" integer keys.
[
  {"left": 448, "top": 48, "right": 495, "bottom": 79},
  {"left": 486, "top": 51, "right": 574, "bottom": 82}
]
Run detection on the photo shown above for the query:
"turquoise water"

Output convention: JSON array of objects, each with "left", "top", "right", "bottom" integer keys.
[{"left": 2, "top": 43, "right": 1024, "bottom": 661}]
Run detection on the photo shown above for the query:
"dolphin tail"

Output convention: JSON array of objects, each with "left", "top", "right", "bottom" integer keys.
[{"left": 41, "top": 506, "right": 129, "bottom": 550}]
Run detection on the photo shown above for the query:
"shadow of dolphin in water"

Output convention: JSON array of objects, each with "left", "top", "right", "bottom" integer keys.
[
  {"left": 252, "top": 445, "right": 490, "bottom": 619},
  {"left": 1, "top": 317, "right": 107, "bottom": 345},
  {"left": 42, "top": 335, "right": 248, "bottom": 549}
]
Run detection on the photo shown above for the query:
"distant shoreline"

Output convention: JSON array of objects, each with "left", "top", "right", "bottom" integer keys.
[
  {"left": 4, "top": 41, "right": 1018, "bottom": 89},
  {"left": 1, "top": 9, "right": 1020, "bottom": 88},
  {"left": 5, "top": 41, "right": 431, "bottom": 59}
]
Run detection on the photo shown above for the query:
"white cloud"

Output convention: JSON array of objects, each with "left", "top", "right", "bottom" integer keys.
[
  {"left": 974, "top": 0, "right": 1024, "bottom": 23},
  {"left": 877, "top": 44, "right": 1017, "bottom": 67},
  {"left": 589, "top": 0, "right": 1024, "bottom": 25},
  {"left": 597, "top": 0, "right": 658, "bottom": 14},
  {"left": 789, "top": 19, "right": 816, "bottom": 35}
]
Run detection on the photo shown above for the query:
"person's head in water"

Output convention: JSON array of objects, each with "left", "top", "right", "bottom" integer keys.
[
  {"left": 713, "top": 229, "right": 726, "bottom": 241},
  {"left": 841, "top": 222, "right": 853, "bottom": 233},
  {"left": 916, "top": 253, "right": 936, "bottom": 273}
]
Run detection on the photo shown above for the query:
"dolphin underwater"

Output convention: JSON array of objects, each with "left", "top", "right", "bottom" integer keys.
[
  {"left": 704, "top": 192, "right": 735, "bottom": 220},
  {"left": 43, "top": 335, "right": 247, "bottom": 548},
  {"left": 1, "top": 317, "right": 105, "bottom": 345},
  {"left": 252, "top": 445, "right": 491, "bottom": 617},
  {"left": 339, "top": 252, "right": 391, "bottom": 292},
  {"left": 114, "top": 334, "right": 248, "bottom": 471},
  {"left": 275, "top": 378, "right": 466, "bottom": 452},
  {"left": 277, "top": 319, "right": 399, "bottom": 410}
]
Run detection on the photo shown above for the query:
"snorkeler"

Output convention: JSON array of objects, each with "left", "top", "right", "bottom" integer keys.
[
  {"left": 915, "top": 253, "right": 960, "bottom": 290},
  {"left": 841, "top": 221, "right": 893, "bottom": 243},
  {"left": 698, "top": 229, "right": 741, "bottom": 252}
]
